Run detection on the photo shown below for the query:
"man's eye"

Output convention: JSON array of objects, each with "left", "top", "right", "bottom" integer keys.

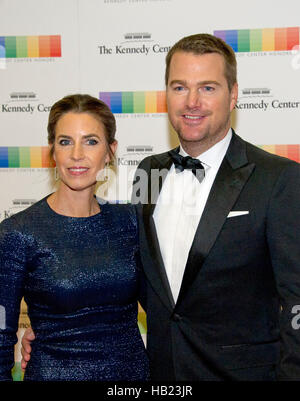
[
  {"left": 173, "top": 86, "right": 185, "bottom": 91},
  {"left": 203, "top": 86, "right": 214, "bottom": 92}
]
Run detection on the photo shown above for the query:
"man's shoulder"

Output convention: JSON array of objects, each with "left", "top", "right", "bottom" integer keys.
[
  {"left": 138, "top": 150, "right": 169, "bottom": 165},
  {"left": 137, "top": 149, "right": 175, "bottom": 170},
  {"left": 233, "top": 132, "right": 298, "bottom": 170},
  {"left": 245, "top": 140, "right": 298, "bottom": 170}
]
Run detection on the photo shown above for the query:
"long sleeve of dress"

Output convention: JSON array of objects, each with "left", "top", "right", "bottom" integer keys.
[
  {"left": 0, "top": 217, "right": 27, "bottom": 381},
  {"left": 0, "top": 199, "right": 149, "bottom": 382}
]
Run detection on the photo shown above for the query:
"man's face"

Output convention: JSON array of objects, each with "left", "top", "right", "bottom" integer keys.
[{"left": 166, "top": 51, "right": 238, "bottom": 156}]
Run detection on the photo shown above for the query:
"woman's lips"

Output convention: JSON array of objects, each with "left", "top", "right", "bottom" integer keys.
[{"left": 68, "top": 167, "right": 89, "bottom": 176}]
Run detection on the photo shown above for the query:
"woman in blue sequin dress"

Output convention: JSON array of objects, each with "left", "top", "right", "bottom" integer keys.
[{"left": 0, "top": 94, "right": 149, "bottom": 381}]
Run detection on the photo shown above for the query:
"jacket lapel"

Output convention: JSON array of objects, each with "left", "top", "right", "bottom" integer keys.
[
  {"left": 176, "top": 133, "right": 256, "bottom": 306},
  {"left": 142, "top": 150, "right": 176, "bottom": 309}
]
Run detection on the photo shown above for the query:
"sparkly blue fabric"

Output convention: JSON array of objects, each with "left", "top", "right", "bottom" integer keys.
[{"left": 0, "top": 197, "right": 149, "bottom": 381}]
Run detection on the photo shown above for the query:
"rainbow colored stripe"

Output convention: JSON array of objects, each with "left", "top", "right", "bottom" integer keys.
[
  {"left": 0, "top": 145, "right": 298, "bottom": 167},
  {"left": 0, "top": 147, "right": 54, "bottom": 168},
  {"left": 214, "top": 27, "right": 300, "bottom": 52},
  {"left": 259, "top": 145, "right": 300, "bottom": 162},
  {"left": 0, "top": 35, "right": 61, "bottom": 58},
  {"left": 99, "top": 91, "right": 167, "bottom": 114}
]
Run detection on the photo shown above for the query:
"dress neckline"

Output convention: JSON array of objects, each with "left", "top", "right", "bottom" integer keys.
[{"left": 43, "top": 194, "right": 104, "bottom": 220}]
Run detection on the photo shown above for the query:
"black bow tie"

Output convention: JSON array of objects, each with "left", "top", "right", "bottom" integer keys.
[{"left": 168, "top": 149, "right": 205, "bottom": 183}]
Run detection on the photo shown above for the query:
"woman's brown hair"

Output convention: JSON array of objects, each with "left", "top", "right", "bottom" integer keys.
[{"left": 48, "top": 94, "right": 116, "bottom": 160}]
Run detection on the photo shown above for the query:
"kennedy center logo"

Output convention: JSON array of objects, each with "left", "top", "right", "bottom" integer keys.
[
  {"left": 0, "top": 147, "right": 54, "bottom": 168},
  {"left": 214, "top": 27, "right": 300, "bottom": 53},
  {"left": 0, "top": 35, "right": 61, "bottom": 58},
  {"left": 98, "top": 32, "right": 171, "bottom": 56},
  {"left": 99, "top": 91, "right": 167, "bottom": 114},
  {"left": 0, "top": 35, "right": 61, "bottom": 68}
]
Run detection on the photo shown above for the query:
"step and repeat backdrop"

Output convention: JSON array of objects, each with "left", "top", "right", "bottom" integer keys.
[{"left": 0, "top": 0, "right": 299, "bottom": 380}]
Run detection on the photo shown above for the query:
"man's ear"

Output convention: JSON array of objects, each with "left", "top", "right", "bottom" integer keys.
[{"left": 230, "top": 82, "right": 238, "bottom": 111}]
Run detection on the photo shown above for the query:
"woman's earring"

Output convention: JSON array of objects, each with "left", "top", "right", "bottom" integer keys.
[
  {"left": 104, "top": 163, "right": 109, "bottom": 182},
  {"left": 55, "top": 167, "right": 59, "bottom": 181},
  {"left": 96, "top": 163, "right": 109, "bottom": 182}
]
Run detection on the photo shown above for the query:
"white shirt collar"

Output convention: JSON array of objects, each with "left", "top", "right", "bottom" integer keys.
[{"left": 179, "top": 128, "right": 232, "bottom": 170}]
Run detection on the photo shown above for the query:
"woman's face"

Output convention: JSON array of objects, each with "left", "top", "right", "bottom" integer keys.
[{"left": 52, "top": 112, "right": 116, "bottom": 192}]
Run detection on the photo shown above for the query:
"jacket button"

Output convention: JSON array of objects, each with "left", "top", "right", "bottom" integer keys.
[{"left": 173, "top": 313, "right": 182, "bottom": 322}]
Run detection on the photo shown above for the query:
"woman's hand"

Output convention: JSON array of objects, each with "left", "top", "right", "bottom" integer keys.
[{"left": 20, "top": 328, "right": 35, "bottom": 371}]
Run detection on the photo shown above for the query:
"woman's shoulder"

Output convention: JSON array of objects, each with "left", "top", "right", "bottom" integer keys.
[
  {"left": 97, "top": 198, "right": 137, "bottom": 225},
  {"left": 97, "top": 198, "right": 136, "bottom": 212},
  {"left": 0, "top": 196, "right": 50, "bottom": 233}
]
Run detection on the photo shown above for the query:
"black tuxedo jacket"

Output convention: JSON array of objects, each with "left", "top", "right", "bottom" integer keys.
[{"left": 133, "top": 131, "right": 300, "bottom": 381}]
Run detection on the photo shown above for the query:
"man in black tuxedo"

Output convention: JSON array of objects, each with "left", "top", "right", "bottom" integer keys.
[
  {"left": 132, "top": 33, "right": 300, "bottom": 380},
  {"left": 21, "top": 34, "right": 300, "bottom": 381}
]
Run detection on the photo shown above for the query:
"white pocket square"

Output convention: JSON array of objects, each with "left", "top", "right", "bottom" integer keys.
[{"left": 227, "top": 211, "right": 249, "bottom": 218}]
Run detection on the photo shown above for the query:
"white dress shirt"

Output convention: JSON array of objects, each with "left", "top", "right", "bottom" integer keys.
[{"left": 153, "top": 129, "right": 232, "bottom": 303}]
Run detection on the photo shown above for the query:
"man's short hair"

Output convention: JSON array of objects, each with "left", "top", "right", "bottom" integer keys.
[{"left": 165, "top": 33, "right": 237, "bottom": 91}]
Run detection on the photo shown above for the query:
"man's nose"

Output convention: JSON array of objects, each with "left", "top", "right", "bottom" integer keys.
[{"left": 186, "top": 89, "right": 202, "bottom": 109}]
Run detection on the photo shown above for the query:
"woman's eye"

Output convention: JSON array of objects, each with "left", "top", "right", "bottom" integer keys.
[
  {"left": 86, "top": 139, "right": 98, "bottom": 145},
  {"left": 59, "top": 139, "right": 71, "bottom": 146}
]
